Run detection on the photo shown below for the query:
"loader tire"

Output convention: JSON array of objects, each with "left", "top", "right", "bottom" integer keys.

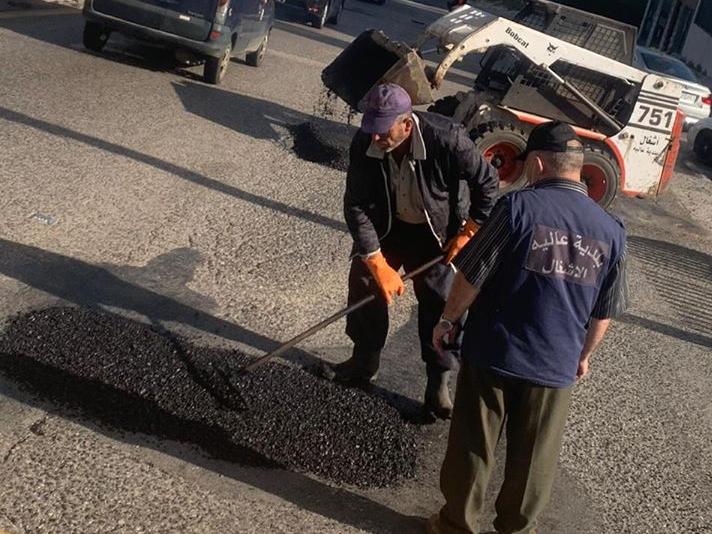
[
  {"left": 470, "top": 121, "right": 528, "bottom": 193},
  {"left": 427, "top": 96, "right": 460, "bottom": 118},
  {"left": 582, "top": 147, "right": 619, "bottom": 209}
]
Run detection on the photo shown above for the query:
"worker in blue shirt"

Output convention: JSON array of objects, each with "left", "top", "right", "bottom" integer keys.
[{"left": 427, "top": 121, "right": 628, "bottom": 534}]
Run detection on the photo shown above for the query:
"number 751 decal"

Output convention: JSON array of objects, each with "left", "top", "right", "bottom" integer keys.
[{"left": 638, "top": 105, "right": 675, "bottom": 129}]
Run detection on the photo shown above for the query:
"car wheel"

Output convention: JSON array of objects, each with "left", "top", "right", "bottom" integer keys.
[
  {"left": 581, "top": 147, "right": 620, "bottom": 209},
  {"left": 693, "top": 130, "right": 712, "bottom": 165},
  {"left": 328, "top": 0, "right": 344, "bottom": 24},
  {"left": 246, "top": 31, "right": 269, "bottom": 67},
  {"left": 374, "top": 0, "right": 386, "bottom": 5},
  {"left": 204, "top": 41, "right": 232, "bottom": 84},
  {"left": 83, "top": 21, "right": 110, "bottom": 52},
  {"left": 311, "top": 0, "right": 329, "bottom": 28}
]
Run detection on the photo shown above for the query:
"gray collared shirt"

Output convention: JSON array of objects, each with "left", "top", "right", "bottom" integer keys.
[{"left": 366, "top": 115, "right": 428, "bottom": 225}]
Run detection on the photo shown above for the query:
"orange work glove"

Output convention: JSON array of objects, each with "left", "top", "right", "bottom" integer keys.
[
  {"left": 444, "top": 218, "right": 481, "bottom": 264},
  {"left": 364, "top": 252, "right": 405, "bottom": 304}
]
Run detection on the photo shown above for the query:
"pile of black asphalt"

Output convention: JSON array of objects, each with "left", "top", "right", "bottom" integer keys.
[
  {"left": 0, "top": 307, "right": 418, "bottom": 488},
  {"left": 287, "top": 121, "right": 350, "bottom": 171}
]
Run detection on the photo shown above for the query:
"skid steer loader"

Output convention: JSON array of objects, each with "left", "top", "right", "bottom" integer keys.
[{"left": 322, "top": 2, "right": 684, "bottom": 208}]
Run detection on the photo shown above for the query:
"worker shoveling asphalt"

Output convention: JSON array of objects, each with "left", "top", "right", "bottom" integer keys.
[
  {"left": 320, "top": 30, "right": 500, "bottom": 419},
  {"left": 0, "top": 307, "right": 417, "bottom": 488}
]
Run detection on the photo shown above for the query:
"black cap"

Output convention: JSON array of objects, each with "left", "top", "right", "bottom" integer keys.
[{"left": 518, "top": 121, "right": 583, "bottom": 160}]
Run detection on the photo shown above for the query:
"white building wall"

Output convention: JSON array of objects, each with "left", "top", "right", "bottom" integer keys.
[{"left": 682, "top": 23, "right": 712, "bottom": 75}]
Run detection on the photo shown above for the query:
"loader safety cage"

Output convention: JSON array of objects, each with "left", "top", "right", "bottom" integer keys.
[{"left": 512, "top": 0, "right": 638, "bottom": 65}]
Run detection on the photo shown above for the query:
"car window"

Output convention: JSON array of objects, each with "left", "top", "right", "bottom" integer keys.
[{"left": 640, "top": 51, "right": 699, "bottom": 82}]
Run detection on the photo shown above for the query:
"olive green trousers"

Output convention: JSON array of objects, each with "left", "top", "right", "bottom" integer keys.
[{"left": 436, "top": 363, "right": 572, "bottom": 534}]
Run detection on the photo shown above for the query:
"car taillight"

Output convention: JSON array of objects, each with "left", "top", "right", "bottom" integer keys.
[{"left": 703, "top": 94, "right": 712, "bottom": 106}]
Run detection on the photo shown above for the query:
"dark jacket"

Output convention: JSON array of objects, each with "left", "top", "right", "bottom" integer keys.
[{"left": 344, "top": 111, "right": 499, "bottom": 257}]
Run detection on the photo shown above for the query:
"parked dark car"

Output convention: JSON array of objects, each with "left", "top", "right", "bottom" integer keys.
[
  {"left": 279, "top": 0, "right": 346, "bottom": 29},
  {"left": 82, "top": 0, "right": 274, "bottom": 84}
]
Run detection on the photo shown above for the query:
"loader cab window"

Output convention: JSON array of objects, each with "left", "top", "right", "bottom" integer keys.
[
  {"left": 475, "top": 46, "right": 523, "bottom": 96},
  {"left": 500, "top": 58, "right": 638, "bottom": 135}
]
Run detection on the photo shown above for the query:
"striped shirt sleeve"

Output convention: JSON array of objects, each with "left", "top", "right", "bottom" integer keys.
[
  {"left": 591, "top": 244, "right": 629, "bottom": 319},
  {"left": 453, "top": 197, "right": 513, "bottom": 288}
]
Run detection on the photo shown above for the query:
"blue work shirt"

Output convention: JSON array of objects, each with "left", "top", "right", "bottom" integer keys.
[{"left": 453, "top": 178, "right": 628, "bottom": 388}]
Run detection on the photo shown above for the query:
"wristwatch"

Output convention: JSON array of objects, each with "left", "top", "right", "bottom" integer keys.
[{"left": 438, "top": 316, "right": 456, "bottom": 329}]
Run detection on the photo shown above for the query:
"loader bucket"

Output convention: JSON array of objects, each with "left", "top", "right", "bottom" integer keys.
[{"left": 321, "top": 29, "right": 434, "bottom": 111}]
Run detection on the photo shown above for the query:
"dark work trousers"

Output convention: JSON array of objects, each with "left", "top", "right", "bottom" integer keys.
[
  {"left": 345, "top": 219, "right": 462, "bottom": 371},
  {"left": 438, "top": 363, "right": 573, "bottom": 533}
]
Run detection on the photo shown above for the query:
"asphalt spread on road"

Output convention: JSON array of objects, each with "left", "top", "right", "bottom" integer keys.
[{"left": 0, "top": 307, "right": 418, "bottom": 487}]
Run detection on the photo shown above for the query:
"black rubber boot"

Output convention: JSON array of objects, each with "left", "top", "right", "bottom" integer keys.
[
  {"left": 331, "top": 348, "right": 381, "bottom": 385},
  {"left": 424, "top": 366, "right": 453, "bottom": 420}
]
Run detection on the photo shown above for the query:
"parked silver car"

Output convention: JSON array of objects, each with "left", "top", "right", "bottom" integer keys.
[
  {"left": 688, "top": 117, "right": 712, "bottom": 164},
  {"left": 634, "top": 47, "right": 711, "bottom": 129}
]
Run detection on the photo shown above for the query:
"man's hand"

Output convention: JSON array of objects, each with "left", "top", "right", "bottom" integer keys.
[
  {"left": 364, "top": 252, "right": 405, "bottom": 304},
  {"left": 433, "top": 318, "right": 458, "bottom": 358},
  {"left": 577, "top": 356, "right": 590, "bottom": 380},
  {"left": 444, "top": 218, "right": 481, "bottom": 264},
  {"left": 577, "top": 318, "right": 611, "bottom": 382}
]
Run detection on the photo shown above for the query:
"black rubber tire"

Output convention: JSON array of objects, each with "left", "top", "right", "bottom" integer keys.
[
  {"left": 470, "top": 122, "right": 529, "bottom": 193},
  {"left": 581, "top": 147, "right": 620, "bottom": 209},
  {"left": 693, "top": 130, "right": 712, "bottom": 165},
  {"left": 204, "top": 42, "right": 232, "bottom": 84},
  {"left": 427, "top": 95, "right": 460, "bottom": 118},
  {"left": 311, "top": 0, "right": 329, "bottom": 28},
  {"left": 374, "top": 0, "right": 386, "bottom": 5},
  {"left": 246, "top": 31, "right": 269, "bottom": 67},
  {"left": 83, "top": 21, "right": 110, "bottom": 52},
  {"left": 327, "top": 0, "right": 344, "bottom": 24}
]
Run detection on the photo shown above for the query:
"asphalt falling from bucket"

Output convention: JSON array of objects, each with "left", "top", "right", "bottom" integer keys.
[{"left": 0, "top": 307, "right": 417, "bottom": 488}]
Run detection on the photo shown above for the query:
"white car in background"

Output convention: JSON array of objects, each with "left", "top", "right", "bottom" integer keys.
[
  {"left": 634, "top": 47, "right": 712, "bottom": 129},
  {"left": 688, "top": 118, "right": 712, "bottom": 164}
]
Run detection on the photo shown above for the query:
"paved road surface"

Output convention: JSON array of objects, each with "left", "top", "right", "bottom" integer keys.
[{"left": 0, "top": 1, "right": 711, "bottom": 532}]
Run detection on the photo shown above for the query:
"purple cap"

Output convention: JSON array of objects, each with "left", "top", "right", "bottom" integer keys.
[{"left": 361, "top": 83, "right": 412, "bottom": 134}]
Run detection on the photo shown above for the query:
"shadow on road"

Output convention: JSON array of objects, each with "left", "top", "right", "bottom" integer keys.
[
  {"left": 0, "top": 105, "right": 347, "bottom": 232},
  {"left": 0, "top": 236, "right": 424, "bottom": 408},
  {"left": 172, "top": 79, "right": 344, "bottom": 140},
  {"left": 171, "top": 80, "right": 357, "bottom": 168},
  {"left": 627, "top": 235, "right": 712, "bottom": 343},
  {"left": 0, "top": 238, "right": 307, "bottom": 358},
  {"left": 620, "top": 314, "right": 712, "bottom": 349}
]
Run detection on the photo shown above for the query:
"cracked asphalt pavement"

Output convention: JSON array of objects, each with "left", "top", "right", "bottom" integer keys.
[{"left": 0, "top": 0, "right": 711, "bottom": 532}]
